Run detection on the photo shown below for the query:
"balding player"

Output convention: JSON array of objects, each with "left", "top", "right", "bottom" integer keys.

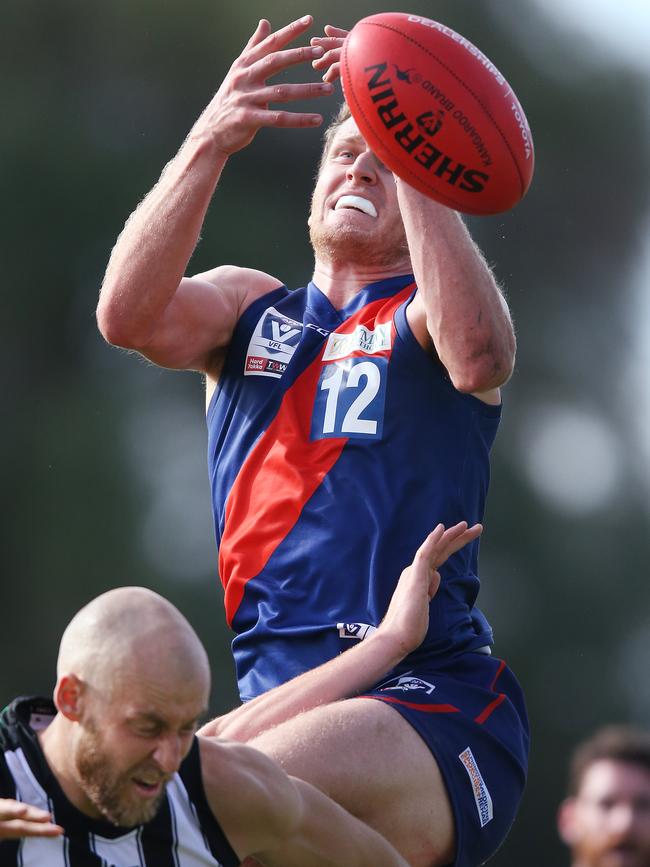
[{"left": 0, "top": 583, "right": 414, "bottom": 866}]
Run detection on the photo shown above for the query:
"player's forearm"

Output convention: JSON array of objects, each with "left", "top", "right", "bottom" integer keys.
[
  {"left": 269, "top": 778, "right": 409, "bottom": 867},
  {"left": 397, "top": 178, "right": 516, "bottom": 391},
  {"left": 97, "top": 130, "right": 229, "bottom": 349},
  {"left": 203, "top": 630, "right": 405, "bottom": 743}
]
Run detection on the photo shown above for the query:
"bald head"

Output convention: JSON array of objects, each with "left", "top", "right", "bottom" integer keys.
[{"left": 57, "top": 587, "right": 210, "bottom": 699}]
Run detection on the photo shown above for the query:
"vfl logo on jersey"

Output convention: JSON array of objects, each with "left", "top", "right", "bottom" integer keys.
[
  {"left": 379, "top": 673, "right": 436, "bottom": 695},
  {"left": 323, "top": 321, "right": 392, "bottom": 361},
  {"left": 245, "top": 307, "right": 303, "bottom": 378},
  {"left": 459, "top": 747, "right": 493, "bottom": 827},
  {"left": 337, "top": 622, "right": 378, "bottom": 641}
]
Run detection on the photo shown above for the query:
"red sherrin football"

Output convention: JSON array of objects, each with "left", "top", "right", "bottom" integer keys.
[{"left": 341, "top": 13, "right": 534, "bottom": 215}]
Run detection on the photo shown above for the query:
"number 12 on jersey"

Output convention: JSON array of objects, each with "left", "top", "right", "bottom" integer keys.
[{"left": 311, "top": 357, "right": 388, "bottom": 440}]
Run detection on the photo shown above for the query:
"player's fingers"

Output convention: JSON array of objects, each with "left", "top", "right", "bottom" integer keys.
[
  {"left": 255, "top": 108, "right": 324, "bottom": 129},
  {"left": 0, "top": 800, "right": 29, "bottom": 819},
  {"left": 324, "top": 25, "right": 349, "bottom": 38},
  {"left": 440, "top": 521, "right": 470, "bottom": 544},
  {"left": 247, "top": 15, "right": 314, "bottom": 63},
  {"left": 441, "top": 523, "right": 483, "bottom": 559},
  {"left": 0, "top": 818, "right": 64, "bottom": 838},
  {"left": 249, "top": 44, "right": 324, "bottom": 82},
  {"left": 21, "top": 804, "right": 57, "bottom": 821},
  {"left": 260, "top": 81, "right": 334, "bottom": 104},
  {"left": 416, "top": 520, "right": 481, "bottom": 570},
  {"left": 310, "top": 36, "right": 345, "bottom": 50},
  {"left": 244, "top": 19, "right": 272, "bottom": 50},
  {"left": 321, "top": 62, "right": 341, "bottom": 84},
  {"left": 312, "top": 47, "right": 342, "bottom": 70},
  {"left": 414, "top": 524, "right": 446, "bottom": 563}
]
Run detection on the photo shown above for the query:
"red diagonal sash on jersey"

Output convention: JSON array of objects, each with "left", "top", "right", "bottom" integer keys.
[{"left": 219, "top": 284, "right": 415, "bottom": 626}]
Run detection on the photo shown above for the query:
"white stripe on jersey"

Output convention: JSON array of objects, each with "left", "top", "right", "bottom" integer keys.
[
  {"left": 167, "top": 773, "right": 219, "bottom": 866},
  {"left": 4, "top": 747, "right": 50, "bottom": 810},
  {"left": 3, "top": 747, "right": 227, "bottom": 866},
  {"left": 90, "top": 825, "right": 142, "bottom": 866},
  {"left": 5, "top": 747, "right": 69, "bottom": 867}
]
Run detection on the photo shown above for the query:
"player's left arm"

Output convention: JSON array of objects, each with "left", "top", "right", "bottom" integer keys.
[
  {"left": 396, "top": 180, "right": 516, "bottom": 396},
  {"left": 200, "top": 740, "right": 409, "bottom": 867},
  {"left": 199, "top": 522, "right": 480, "bottom": 743}
]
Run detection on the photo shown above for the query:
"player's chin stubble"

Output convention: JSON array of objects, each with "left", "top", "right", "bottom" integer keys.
[
  {"left": 309, "top": 217, "right": 409, "bottom": 269},
  {"left": 75, "top": 724, "right": 166, "bottom": 828}
]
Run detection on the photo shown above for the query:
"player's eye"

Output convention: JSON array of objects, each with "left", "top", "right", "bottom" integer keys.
[{"left": 132, "top": 721, "right": 163, "bottom": 737}]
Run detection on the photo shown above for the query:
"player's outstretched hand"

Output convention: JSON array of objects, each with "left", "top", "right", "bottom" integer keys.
[
  {"left": 196, "top": 16, "right": 333, "bottom": 156},
  {"left": 310, "top": 25, "right": 348, "bottom": 83},
  {"left": 380, "top": 522, "right": 483, "bottom": 656},
  {"left": 0, "top": 798, "right": 63, "bottom": 839}
]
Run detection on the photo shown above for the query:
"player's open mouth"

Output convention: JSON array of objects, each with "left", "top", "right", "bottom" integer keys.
[
  {"left": 132, "top": 778, "right": 163, "bottom": 797},
  {"left": 334, "top": 195, "right": 377, "bottom": 218}
]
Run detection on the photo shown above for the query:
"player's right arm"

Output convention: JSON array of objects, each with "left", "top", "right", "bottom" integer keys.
[{"left": 96, "top": 16, "right": 331, "bottom": 372}]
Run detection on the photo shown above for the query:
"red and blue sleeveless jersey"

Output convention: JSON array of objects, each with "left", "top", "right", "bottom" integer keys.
[{"left": 207, "top": 274, "right": 501, "bottom": 700}]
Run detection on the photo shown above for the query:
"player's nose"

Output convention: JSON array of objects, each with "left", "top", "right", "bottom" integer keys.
[
  {"left": 346, "top": 151, "right": 378, "bottom": 185},
  {"left": 152, "top": 734, "right": 184, "bottom": 775}
]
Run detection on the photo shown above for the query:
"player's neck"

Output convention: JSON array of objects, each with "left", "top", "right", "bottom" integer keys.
[{"left": 311, "top": 258, "right": 412, "bottom": 309}]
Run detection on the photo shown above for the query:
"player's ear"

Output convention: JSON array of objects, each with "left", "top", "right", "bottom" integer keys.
[
  {"left": 54, "top": 673, "right": 85, "bottom": 721},
  {"left": 557, "top": 797, "right": 579, "bottom": 845}
]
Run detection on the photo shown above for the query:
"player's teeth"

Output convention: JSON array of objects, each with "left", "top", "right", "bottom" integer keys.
[{"left": 335, "top": 195, "right": 377, "bottom": 218}]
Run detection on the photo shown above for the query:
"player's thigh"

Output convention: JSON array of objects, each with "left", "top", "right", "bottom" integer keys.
[{"left": 249, "top": 696, "right": 454, "bottom": 867}]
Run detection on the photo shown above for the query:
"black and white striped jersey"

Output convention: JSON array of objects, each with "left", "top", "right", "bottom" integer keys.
[{"left": 0, "top": 697, "right": 240, "bottom": 867}]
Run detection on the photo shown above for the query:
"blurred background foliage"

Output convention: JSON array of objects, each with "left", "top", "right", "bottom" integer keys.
[{"left": 2, "top": 0, "right": 649, "bottom": 864}]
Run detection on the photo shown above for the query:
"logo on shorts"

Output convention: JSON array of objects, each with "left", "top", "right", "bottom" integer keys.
[
  {"left": 379, "top": 674, "right": 436, "bottom": 695},
  {"left": 245, "top": 307, "right": 303, "bottom": 378},
  {"left": 337, "top": 622, "right": 377, "bottom": 641},
  {"left": 459, "top": 747, "right": 493, "bottom": 827}
]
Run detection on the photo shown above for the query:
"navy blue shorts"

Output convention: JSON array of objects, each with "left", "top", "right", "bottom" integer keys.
[{"left": 361, "top": 652, "right": 529, "bottom": 867}]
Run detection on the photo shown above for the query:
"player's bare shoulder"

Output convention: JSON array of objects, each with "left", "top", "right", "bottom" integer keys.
[
  {"left": 200, "top": 265, "right": 284, "bottom": 385},
  {"left": 198, "top": 737, "right": 301, "bottom": 857},
  {"left": 195, "top": 265, "right": 282, "bottom": 306}
]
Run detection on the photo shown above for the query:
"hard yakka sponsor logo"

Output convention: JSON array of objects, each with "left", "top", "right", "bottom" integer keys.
[{"left": 364, "top": 62, "right": 493, "bottom": 184}]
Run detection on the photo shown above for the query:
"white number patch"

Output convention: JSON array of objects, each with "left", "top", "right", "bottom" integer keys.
[{"left": 311, "top": 357, "right": 387, "bottom": 440}]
